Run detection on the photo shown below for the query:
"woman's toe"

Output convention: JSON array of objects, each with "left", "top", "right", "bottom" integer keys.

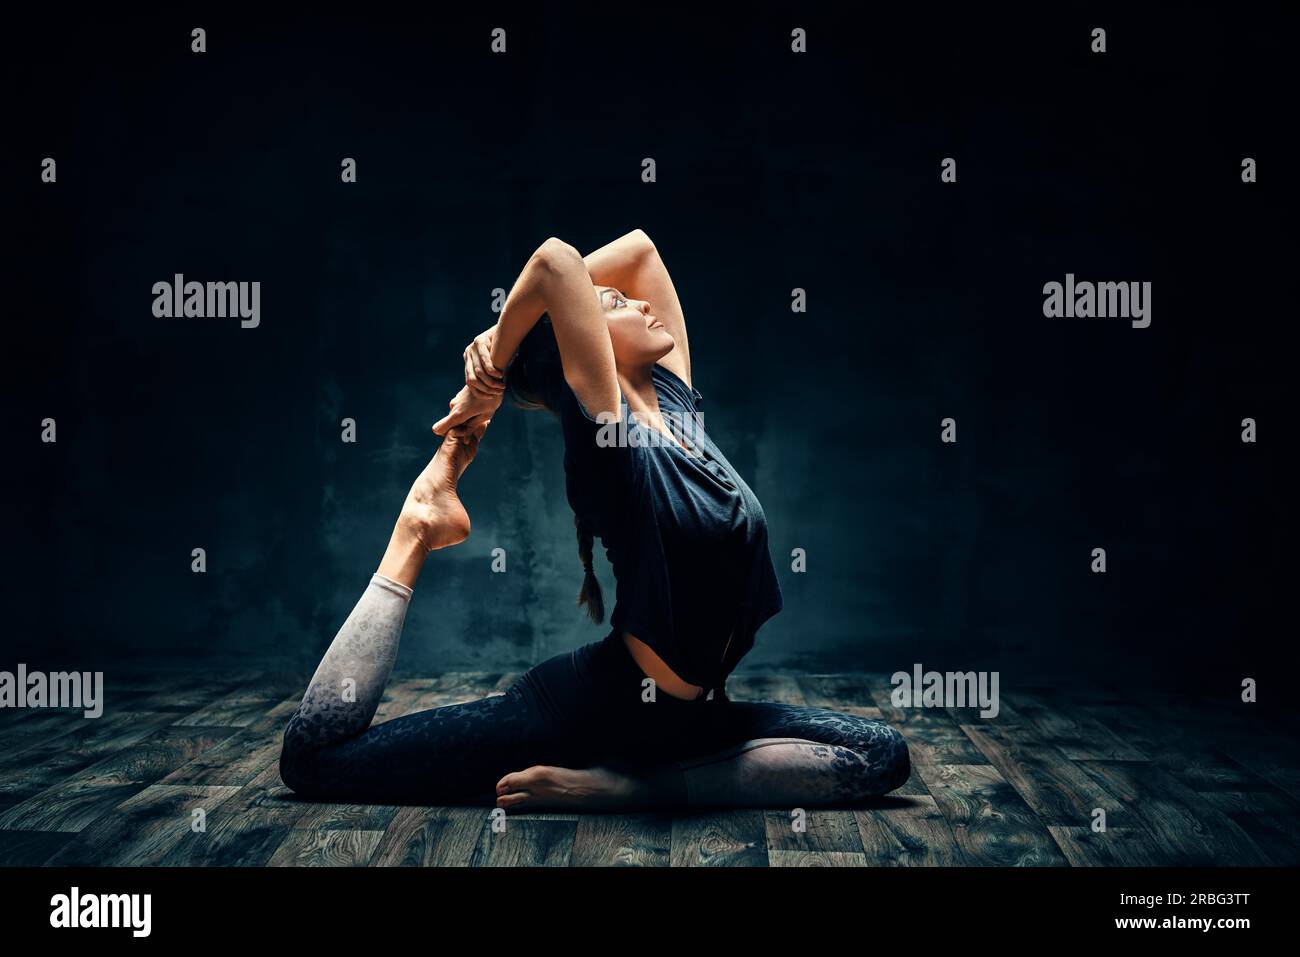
[
  {"left": 496, "top": 790, "right": 530, "bottom": 809},
  {"left": 496, "top": 769, "right": 535, "bottom": 794}
]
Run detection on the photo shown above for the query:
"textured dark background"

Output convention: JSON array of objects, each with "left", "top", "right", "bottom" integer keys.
[{"left": 6, "top": 7, "right": 1292, "bottom": 691}]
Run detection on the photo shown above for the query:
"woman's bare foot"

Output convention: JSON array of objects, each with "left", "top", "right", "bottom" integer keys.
[
  {"left": 494, "top": 764, "right": 647, "bottom": 811},
  {"left": 397, "top": 422, "right": 486, "bottom": 551}
]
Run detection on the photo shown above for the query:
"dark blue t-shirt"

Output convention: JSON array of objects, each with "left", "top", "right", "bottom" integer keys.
[{"left": 557, "top": 363, "right": 783, "bottom": 700}]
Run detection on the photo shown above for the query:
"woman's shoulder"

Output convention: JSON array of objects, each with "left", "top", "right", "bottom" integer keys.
[{"left": 557, "top": 378, "right": 647, "bottom": 473}]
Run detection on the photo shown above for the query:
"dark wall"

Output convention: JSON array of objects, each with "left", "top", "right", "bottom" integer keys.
[{"left": 8, "top": 8, "right": 1291, "bottom": 691}]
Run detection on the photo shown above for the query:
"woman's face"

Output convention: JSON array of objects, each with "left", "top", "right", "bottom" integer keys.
[{"left": 597, "top": 286, "right": 676, "bottom": 371}]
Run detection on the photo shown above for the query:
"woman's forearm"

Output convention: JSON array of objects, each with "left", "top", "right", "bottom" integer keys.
[
  {"left": 581, "top": 229, "right": 654, "bottom": 292},
  {"left": 490, "top": 248, "right": 552, "bottom": 370}
]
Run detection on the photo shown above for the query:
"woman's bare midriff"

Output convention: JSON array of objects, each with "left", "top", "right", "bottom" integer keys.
[{"left": 621, "top": 632, "right": 705, "bottom": 701}]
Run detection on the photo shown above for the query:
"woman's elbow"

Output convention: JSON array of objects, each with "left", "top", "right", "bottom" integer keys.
[
  {"left": 533, "top": 237, "right": 582, "bottom": 270},
  {"left": 627, "top": 228, "right": 656, "bottom": 254}
]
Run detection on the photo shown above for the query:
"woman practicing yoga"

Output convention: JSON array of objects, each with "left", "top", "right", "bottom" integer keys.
[{"left": 278, "top": 230, "right": 910, "bottom": 811}]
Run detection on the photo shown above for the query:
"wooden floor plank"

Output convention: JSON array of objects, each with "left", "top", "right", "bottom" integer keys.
[
  {"left": 570, "top": 813, "right": 672, "bottom": 866},
  {"left": 1, "top": 722, "right": 235, "bottom": 838},
  {"left": 0, "top": 829, "right": 76, "bottom": 866},
  {"left": 918, "top": 764, "right": 1069, "bottom": 866},
  {"left": 1009, "top": 693, "right": 1147, "bottom": 761},
  {"left": 123, "top": 677, "right": 248, "bottom": 712},
  {"left": 294, "top": 801, "right": 403, "bottom": 832},
  {"left": 160, "top": 697, "right": 300, "bottom": 787},
  {"left": 43, "top": 784, "right": 243, "bottom": 866},
  {"left": 156, "top": 764, "right": 312, "bottom": 866},
  {"left": 172, "top": 692, "right": 288, "bottom": 729},
  {"left": 1147, "top": 702, "right": 1300, "bottom": 800},
  {"left": 1196, "top": 791, "right": 1300, "bottom": 866},
  {"left": 399, "top": 674, "right": 519, "bottom": 717},
  {"left": 771, "top": 673, "right": 886, "bottom": 718},
  {"left": 725, "top": 674, "right": 806, "bottom": 705},
  {"left": 670, "top": 812, "right": 768, "bottom": 867},
  {"left": 1082, "top": 703, "right": 1279, "bottom": 793},
  {"left": 54, "top": 725, "right": 242, "bottom": 790},
  {"left": 474, "top": 817, "right": 577, "bottom": 866},
  {"left": 855, "top": 795, "right": 966, "bottom": 866},
  {"left": 213, "top": 762, "right": 310, "bottom": 827},
  {"left": 1075, "top": 760, "right": 1271, "bottom": 866},
  {"left": 0, "top": 778, "right": 150, "bottom": 834},
  {"left": 0, "top": 710, "right": 102, "bottom": 756},
  {"left": 1047, "top": 825, "right": 1167, "bottom": 867},
  {"left": 769, "top": 849, "right": 868, "bottom": 866},
  {"left": 159, "top": 813, "right": 295, "bottom": 867},
  {"left": 764, "top": 808, "right": 864, "bottom": 862},
  {"left": 368, "top": 807, "right": 472, "bottom": 866},
  {"left": 402, "top": 673, "right": 505, "bottom": 711},
  {"left": 960, "top": 721, "right": 1137, "bottom": 827},
  {"left": 268, "top": 828, "right": 385, "bottom": 866},
  {"left": 797, "top": 674, "right": 886, "bottom": 712},
  {"left": 0, "top": 710, "right": 179, "bottom": 801},
  {"left": 365, "top": 677, "right": 443, "bottom": 723}
]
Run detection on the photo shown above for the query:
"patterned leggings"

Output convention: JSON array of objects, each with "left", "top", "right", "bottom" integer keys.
[{"left": 279, "top": 574, "right": 911, "bottom": 809}]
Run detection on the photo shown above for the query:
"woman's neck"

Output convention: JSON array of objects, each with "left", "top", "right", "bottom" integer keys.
[{"left": 617, "top": 363, "right": 658, "bottom": 411}]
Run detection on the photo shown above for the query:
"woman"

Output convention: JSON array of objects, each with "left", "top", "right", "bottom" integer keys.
[{"left": 278, "top": 230, "right": 910, "bottom": 811}]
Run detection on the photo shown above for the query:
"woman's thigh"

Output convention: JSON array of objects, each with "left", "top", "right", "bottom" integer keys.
[
  {"left": 281, "top": 683, "right": 569, "bottom": 805},
  {"left": 684, "top": 701, "right": 909, "bottom": 766}
]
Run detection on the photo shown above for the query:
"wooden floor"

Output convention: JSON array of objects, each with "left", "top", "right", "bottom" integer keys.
[{"left": 1, "top": 668, "right": 1296, "bottom": 866}]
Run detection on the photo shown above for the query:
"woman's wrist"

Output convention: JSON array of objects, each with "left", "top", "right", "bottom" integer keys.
[{"left": 489, "top": 321, "right": 515, "bottom": 370}]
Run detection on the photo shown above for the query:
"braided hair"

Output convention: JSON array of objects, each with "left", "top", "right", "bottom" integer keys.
[
  {"left": 574, "top": 513, "right": 605, "bottom": 623},
  {"left": 504, "top": 315, "right": 606, "bottom": 623}
]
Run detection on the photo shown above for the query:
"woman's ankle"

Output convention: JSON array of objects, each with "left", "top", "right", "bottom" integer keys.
[{"left": 376, "top": 523, "right": 429, "bottom": 590}]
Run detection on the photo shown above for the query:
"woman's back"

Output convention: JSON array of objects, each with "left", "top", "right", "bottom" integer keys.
[{"left": 558, "top": 362, "right": 784, "bottom": 699}]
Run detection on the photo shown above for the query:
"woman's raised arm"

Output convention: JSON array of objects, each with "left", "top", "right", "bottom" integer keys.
[
  {"left": 489, "top": 237, "right": 621, "bottom": 421},
  {"left": 582, "top": 229, "right": 692, "bottom": 389},
  {"left": 434, "top": 238, "right": 617, "bottom": 435}
]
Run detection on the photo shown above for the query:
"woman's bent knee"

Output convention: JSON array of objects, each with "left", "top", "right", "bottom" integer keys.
[
  {"left": 845, "top": 722, "right": 910, "bottom": 799},
  {"left": 825, "top": 714, "right": 911, "bottom": 797},
  {"left": 877, "top": 725, "right": 911, "bottom": 794},
  {"left": 278, "top": 721, "right": 323, "bottom": 798}
]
